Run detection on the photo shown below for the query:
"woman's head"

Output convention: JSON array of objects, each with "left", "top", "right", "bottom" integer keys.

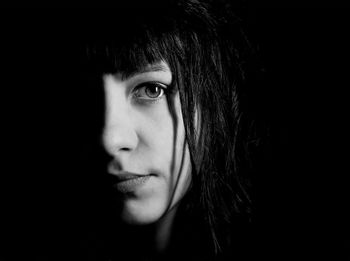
[
  {"left": 102, "top": 60, "right": 192, "bottom": 224},
  {"left": 83, "top": 0, "right": 254, "bottom": 253}
]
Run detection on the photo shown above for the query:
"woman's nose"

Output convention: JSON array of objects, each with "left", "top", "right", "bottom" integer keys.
[
  {"left": 102, "top": 76, "right": 138, "bottom": 157},
  {"left": 102, "top": 117, "right": 138, "bottom": 157}
]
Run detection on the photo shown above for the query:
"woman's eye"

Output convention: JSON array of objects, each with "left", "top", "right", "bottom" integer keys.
[{"left": 133, "top": 82, "right": 167, "bottom": 100}]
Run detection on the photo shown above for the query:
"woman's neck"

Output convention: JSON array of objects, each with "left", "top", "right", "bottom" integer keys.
[
  {"left": 154, "top": 204, "right": 178, "bottom": 253},
  {"left": 117, "top": 205, "right": 179, "bottom": 259}
]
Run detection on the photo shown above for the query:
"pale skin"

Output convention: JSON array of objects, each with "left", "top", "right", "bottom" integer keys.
[{"left": 102, "top": 61, "right": 192, "bottom": 253}]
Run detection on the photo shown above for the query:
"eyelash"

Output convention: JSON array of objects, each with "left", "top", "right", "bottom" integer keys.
[{"left": 132, "top": 82, "right": 169, "bottom": 104}]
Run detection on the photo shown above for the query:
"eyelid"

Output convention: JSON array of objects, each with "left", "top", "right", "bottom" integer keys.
[
  {"left": 133, "top": 81, "right": 168, "bottom": 91},
  {"left": 126, "top": 68, "right": 172, "bottom": 84}
]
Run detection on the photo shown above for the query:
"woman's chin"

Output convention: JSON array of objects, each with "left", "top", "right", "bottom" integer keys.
[{"left": 119, "top": 197, "right": 167, "bottom": 225}]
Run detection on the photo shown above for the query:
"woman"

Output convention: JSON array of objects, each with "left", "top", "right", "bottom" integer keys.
[{"left": 77, "top": 0, "right": 263, "bottom": 260}]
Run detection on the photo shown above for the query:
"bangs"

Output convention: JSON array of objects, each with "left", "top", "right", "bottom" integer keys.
[{"left": 84, "top": 11, "right": 183, "bottom": 78}]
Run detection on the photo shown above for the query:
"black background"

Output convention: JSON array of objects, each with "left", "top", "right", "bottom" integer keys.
[{"left": 0, "top": 5, "right": 349, "bottom": 260}]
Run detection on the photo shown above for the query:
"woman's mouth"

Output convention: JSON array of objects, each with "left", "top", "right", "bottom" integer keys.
[{"left": 112, "top": 172, "right": 153, "bottom": 193}]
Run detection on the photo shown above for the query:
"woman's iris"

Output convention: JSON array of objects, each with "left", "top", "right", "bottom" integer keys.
[{"left": 145, "top": 84, "right": 164, "bottom": 99}]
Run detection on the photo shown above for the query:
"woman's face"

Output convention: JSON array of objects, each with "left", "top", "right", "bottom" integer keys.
[{"left": 102, "top": 61, "right": 192, "bottom": 224}]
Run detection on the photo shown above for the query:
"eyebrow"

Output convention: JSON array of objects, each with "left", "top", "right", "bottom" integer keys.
[{"left": 121, "top": 63, "right": 170, "bottom": 80}]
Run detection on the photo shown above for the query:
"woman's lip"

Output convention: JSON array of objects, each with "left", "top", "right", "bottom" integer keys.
[
  {"left": 115, "top": 173, "right": 146, "bottom": 181},
  {"left": 113, "top": 175, "right": 152, "bottom": 193},
  {"left": 108, "top": 170, "right": 149, "bottom": 181}
]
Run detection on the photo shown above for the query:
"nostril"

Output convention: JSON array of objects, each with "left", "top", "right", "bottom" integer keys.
[{"left": 119, "top": 147, "right": 132, "bottom": 152}]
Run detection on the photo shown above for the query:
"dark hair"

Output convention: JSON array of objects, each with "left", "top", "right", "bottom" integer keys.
[{"left": 82, "top": 0, "right": 261, "bottom": 256}]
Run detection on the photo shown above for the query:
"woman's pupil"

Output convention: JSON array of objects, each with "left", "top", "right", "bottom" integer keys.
[{"left": 146, "top": 85, "right": 161, "bottom": 98}]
